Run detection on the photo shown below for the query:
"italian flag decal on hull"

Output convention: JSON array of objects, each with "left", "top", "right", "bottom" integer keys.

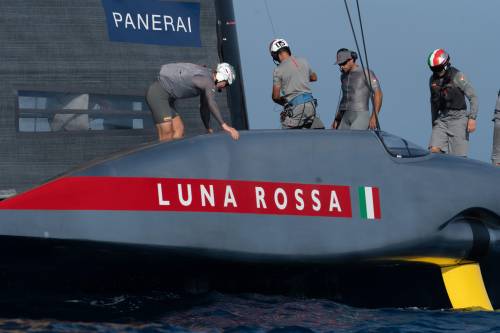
[{"left": 358, "top": 186, "right": 381, "bottom": 220}]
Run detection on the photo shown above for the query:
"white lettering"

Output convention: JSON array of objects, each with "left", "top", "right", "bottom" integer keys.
[
  {"left": 312, "top": 190, "right": 321, "bottom": 212},
  {"left": 255, "top": 187, "right": 267, "bottom": 209},
  {"left": 200, "top": 185, "right": 215, "bottom": 207},
  {"left": 125, "top": 13, "right": 136, "bottom": 29},
  {"left": 274, "top": 188, "right": 287, "bottom": 210},
  {"left": 164, "top": 15, "right": 175, "bottom": 31},
  {"left": 178, "top": 184, "right": 192, "bottom": 206},
  {"left": 329, "top": 191, "right": 342, "bottom": 212},
  {"left": 112, "top": 12, "right": 123, "bottom": 28},
  {"left": 177, "top": 17, "right": 187, "bottom": 32},
  {"left": 224, "top": 185, "right": 237, "bottom": 208},
  {"left": 187, "top": 17, "right": 192, "bottom": 32},
  {"left": 294, "top": 189, "right": 304, "bottom": 211},
  {"left": 157, "top": 183, "right": 170, "bottom": 206},
  {"left": 137, "top": 13, "right": 149, "bottom": 30},
  {"left": 151, "top": 14, "right": 161, "bottom": 31}
]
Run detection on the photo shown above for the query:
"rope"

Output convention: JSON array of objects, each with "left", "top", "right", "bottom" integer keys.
[
  {"left": 356, "top": 0, "right": 380, "bottom": 130},
  {"left": 264, "top": 0, "right": 277, "bottom": 37},
  {"left": 343, "top": 0, "right": 380, "bottom": 130}
]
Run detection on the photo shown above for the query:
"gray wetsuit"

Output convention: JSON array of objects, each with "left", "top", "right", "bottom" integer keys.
[
  {"left": 493, "top": 91, "right": 500, "bottom": 165},
  {"left": 273, "top": 57, "right": 323, "bottom": 129},
  {"left": 429, "top": 67, "right": 478, "bottom": 157},
  {"left": 146, "top": 63, "right": 224, "bottom": 127},
  {"left": 338, "top": 66, "right": 380, "bottom": 130}
]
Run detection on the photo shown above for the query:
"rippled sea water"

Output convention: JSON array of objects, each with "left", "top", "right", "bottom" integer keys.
[{"left": 1, "top": 292, "right": 499, "bottom": 333}]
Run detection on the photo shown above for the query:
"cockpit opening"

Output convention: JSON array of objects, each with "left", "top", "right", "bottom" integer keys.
[{"left": 376, "top": 131, "right": 429, "bottom": 159}]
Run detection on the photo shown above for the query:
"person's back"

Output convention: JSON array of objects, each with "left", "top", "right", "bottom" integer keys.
[
  {"left": 147, "top": 62, "right": 239, "bottom": 142},
  {"left": 269, "top": 38, "right": 323, "bottom": 129},
  {"left": 273, "top": 57, "right": 312, "bottom": 102},
  {"left": 158, "top": 63, "right": 212, "bottom": 99}
]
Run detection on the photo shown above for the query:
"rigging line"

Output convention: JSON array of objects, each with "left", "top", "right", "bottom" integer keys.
[
  {"left": 264, "top": 0, "right": 277, "bottom": 37},
  {"left": 356, "top": 0, "right": 380, "bottom": 130},
  {"left": 343, "top": 0, "right": 380, "bottom": 130},
  {"left": 343, "top": 0, "right": 369, "bottom": 89}
]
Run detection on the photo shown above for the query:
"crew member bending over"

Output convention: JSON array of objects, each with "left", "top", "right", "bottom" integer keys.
[{"left": 146, "top": 62, "right": 240, "bottom": 142}]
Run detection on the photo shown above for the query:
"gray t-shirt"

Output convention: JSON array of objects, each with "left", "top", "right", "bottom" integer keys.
[
  {"left": 339, "top": 65, "right": 380, "bottom": 112},
  {"left": 157, "top": 63, "right": 224, "bottom": 125},
  {"left": 273, "top": 57, "right": 314, "bottom": 102}
]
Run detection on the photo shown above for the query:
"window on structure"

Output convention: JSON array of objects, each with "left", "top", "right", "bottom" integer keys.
[
  {"left": 376, "top": 131, "right": 429, "bottom": 158},
  {"left": 17, "top": 91, "right": 154, "bottom": 132}
]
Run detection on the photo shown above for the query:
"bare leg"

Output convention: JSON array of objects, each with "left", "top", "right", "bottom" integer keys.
[
  {"left": 430, "top": 146, "right": 444, "bottom": 154},
  {"left": 172, "top": 116, "right": 185, "bottom": 140},
  {"left": 156, "top": 120, "right": 174, "bottom": 142}
]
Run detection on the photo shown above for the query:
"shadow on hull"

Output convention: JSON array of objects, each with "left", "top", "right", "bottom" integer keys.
[{"left": 0, "top": 237, "right": 457, "bottom": 322}]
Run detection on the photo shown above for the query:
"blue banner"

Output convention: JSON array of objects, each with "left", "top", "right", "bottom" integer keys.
[{"left": 101, "top": 0, "right": 201, "bottom": 47}]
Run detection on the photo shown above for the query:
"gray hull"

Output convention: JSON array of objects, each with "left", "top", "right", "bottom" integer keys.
[{"left": 0, "top": 130, "right": 499, "bottom": 309}]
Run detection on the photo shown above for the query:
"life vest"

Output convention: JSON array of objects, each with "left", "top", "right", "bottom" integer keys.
[{"left": 430, "top": 67, "right": 467, "bottom": 111}]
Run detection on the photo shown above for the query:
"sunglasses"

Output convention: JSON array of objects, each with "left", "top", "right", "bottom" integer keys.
[
  {"left": 338, "top": 59, "right": 351, "bottom": 67},
  {"left": 431, "top": 64, "right": 446, "bottom": 73}
]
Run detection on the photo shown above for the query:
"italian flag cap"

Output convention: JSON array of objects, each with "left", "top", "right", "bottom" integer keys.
[{"left": 428, "top": 49, "right": 449, "bottom": 68}]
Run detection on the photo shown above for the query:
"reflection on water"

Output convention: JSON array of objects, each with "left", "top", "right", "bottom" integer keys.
[{"left": 0, "top": 292, "right": 498, "bottom": 333}]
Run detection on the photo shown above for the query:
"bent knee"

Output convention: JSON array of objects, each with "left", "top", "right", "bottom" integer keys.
[{"left": 172, "top": 132, "right": 184, "bottom": 140}]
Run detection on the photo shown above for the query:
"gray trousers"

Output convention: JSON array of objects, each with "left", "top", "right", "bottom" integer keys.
[
  {"left": 430, "top": 110, "right": 469, "bottom": 157},
  {"left": 281, "top": 101, "right": 324, "bottom": 129},
  {"left": 338, "top": 111, "right": 370, "bottom": 130},
  {"left": 493, "top": 111, "right": 500, "bottom": 165}
]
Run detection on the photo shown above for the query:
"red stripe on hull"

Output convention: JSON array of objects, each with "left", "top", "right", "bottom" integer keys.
[{"left": 0, "top": 177, "right": 353, "bottom": 218}]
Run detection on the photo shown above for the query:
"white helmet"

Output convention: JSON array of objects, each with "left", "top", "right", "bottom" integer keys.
[
  {"left": 215, "top": 62, "right": 236, "bottom": 85},
  {"left": 269, "top": 38, "right": 289, "bottom": 54},
  {"left": 269, "top": 38, "right": 290, "bottom": 62}
]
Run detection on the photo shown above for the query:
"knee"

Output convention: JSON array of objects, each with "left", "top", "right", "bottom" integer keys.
[{"left": 172, "top": 131, "right": 184, "bottom": 140}]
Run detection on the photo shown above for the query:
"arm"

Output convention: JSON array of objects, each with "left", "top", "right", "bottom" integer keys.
[
  {"left": 369, "top": 88, "right": 383, "bottom": 129},
  {"left": 272, "top": 68, "right": 287, "bottom": 105},
  {"left": 202, "top": 88, "right": 239, "bottom": 140},
  {"left": 199, "top": 95, "right": 212, "bottom": 133},
  {"left": 454, "top": 72, "right": 478, "bottom": 133},
  {"left": 368, "top": 70, "right": 382, "bottom": 129},
  {"left": 310, "top": 72, "right": 318, "bottom": 82},
  {"left": 272, "top": 84, "right": 287, "bottom": 105},
  {"left": 430, "top": 77, "right": 439, "bottom": 124}
]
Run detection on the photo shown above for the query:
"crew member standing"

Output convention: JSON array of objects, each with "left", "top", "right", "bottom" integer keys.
[
  {"left": 332, "top": 48, "right": 383, "bottom": 130},
  {"left": 270, "top": 38, "right": 324, "bottom": 129},
  {"left": 427, "top": 49, "right": 478, "bottom": 157},
  {"left": 492, "top": 90, "right": 500, "bottom": 166},
  {"left": 146, "top": 62, "right": 240, "bottom": 142}
]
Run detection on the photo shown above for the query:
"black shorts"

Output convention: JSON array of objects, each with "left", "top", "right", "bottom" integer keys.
[{"left": 146, "top": 81, "right": 178, "bottom": 124}]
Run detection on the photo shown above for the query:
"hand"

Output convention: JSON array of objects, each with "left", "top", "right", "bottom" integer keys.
[
  {"left": 222, "top": 123, "right": 240, "bottom": 140},
  {"left": 368, "top": 114, "right": 378, "bottom": 130},
  {"left": 467, "top": 119, "right": 476, "bottom": 133}
]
